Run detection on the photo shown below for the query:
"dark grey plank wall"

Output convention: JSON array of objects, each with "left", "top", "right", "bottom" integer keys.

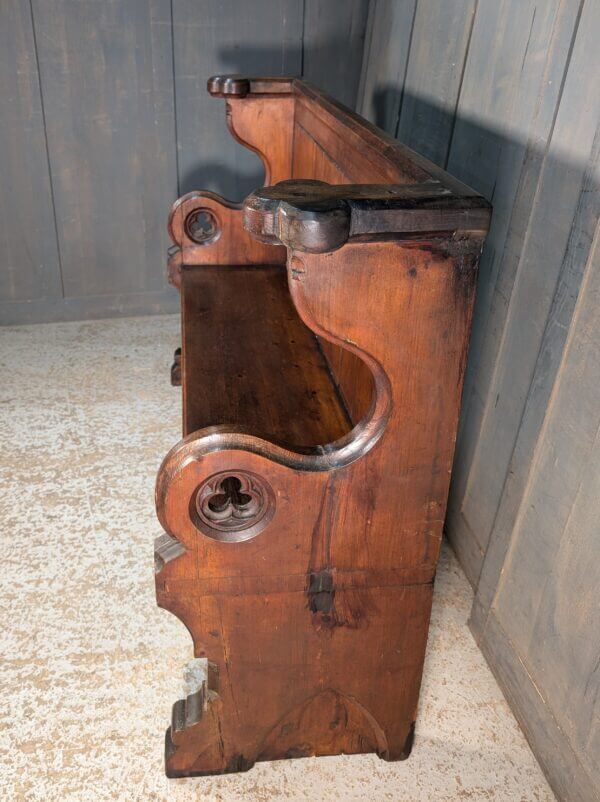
[
  {"left": 0, "top": 0, "right": 368, "bottom": 324},
  {"left": 359, "top": 2, "right": 600, "bottom": 801},
  {"left": 32, "top": 0, "right": 177, "bottom": 305},
  {"left": 0, "top": 1, "right": 62, "bottom": 306},
  {"left": 302, "top": 0, "right": 369, "bottom": 109}
]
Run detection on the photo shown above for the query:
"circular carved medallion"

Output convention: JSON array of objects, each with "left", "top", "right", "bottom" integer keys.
[
  {"left": 191, "top": 471, "right": 275, "bottom": 542},
  {"left": 184, "top": 208, "right": 220, "bottom": 245}
]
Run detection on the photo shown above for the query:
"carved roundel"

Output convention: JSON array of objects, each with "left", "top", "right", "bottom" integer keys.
[
  {"left": 191, "top": 471, "right": 275, "bottom": 542},
  {"left": 184, "top": 208, "right": 220, "bottom": 245}
]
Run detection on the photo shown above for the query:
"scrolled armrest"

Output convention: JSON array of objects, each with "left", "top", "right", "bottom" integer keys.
[{"left": 244, "top": 179, "right": 491, "bottom": 253}]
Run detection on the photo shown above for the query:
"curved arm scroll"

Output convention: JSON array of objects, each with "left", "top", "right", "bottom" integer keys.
[{"left": 156, "top": 345, "right": 392, "bottom": 538}]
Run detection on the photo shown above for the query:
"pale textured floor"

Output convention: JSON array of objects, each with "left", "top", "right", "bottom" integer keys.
[{"left": 0, "top": 315, "right": 555, "bottom": 802}]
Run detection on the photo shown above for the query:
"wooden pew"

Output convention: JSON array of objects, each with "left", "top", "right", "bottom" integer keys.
[{"left": 155, "top": 74, "right": 491, "bottom": 777}]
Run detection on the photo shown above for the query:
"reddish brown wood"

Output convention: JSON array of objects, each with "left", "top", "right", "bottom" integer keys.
[
  {"left": 180, "top": 264, "right": 350, "bottom": 445},
  {"left": 167, "top": 192, "right": 284, "bottom": 289},
  {"left": 166, "top": 81, "right": 293, "bottom": 288},
  {"left": 156, "top": 75, "right": 491, "bottom": 777}
]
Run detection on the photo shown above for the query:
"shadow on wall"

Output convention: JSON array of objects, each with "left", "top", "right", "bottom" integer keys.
[
  {"left": 369, "top": 82, "right": 596, "bottom": 400},
  {"left": 179, "top": 39, "right": 363, "bottom": 200},
  {"left": 369, "top": 84, "right": 507, "bottom": 198},
  {"left": 181, "top": 163, "right": 262, "bottom": 204}
]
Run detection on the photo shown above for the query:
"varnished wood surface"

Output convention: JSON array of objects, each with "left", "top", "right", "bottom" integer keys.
[
  {"left": 181, "top": 265, "right": 350, "bottom": 446},
  {"left": 294, "top": 80, "right": 480, "bottom": 196},
  {"left": 163, "top": 580, "right": 430, "bottom": 775},
  {"left": 156, "top": 75, "right": 491, "bottom": 776}
]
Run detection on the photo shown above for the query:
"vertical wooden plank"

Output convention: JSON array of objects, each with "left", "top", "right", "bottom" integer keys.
[
  {"left": 456, "top": 0, "right": 597, "bottom": 555},
  {"left": 446, "top": 0, "right": 560, "bottom": 194},
  {"left": 489, "top": 217, "right": 600, "bottom": 794},
  {"left": 172, "top": 0, "right": 303, "bottom": 200},
  {"left": 302, "top": 0, "right": 370, "bottom": 109},
  {"left": 463, "top": 6, "right": 600, "bottom": 797},
  {"left": 445, "top": 0, "right": 583, "bottom": 564},
  {"left": 355, "top": 0, "right": 377, "bottom": 114},
  {"left": 357, "top": 0, "right": 417, "bottom": 134},
  {"left": 529, "top": 426, "right": 600, "bottom": 772},
  {"left": 489, "top": 216, "right": 599, "bottom": 655},
  {"left": 472, "top": 116, "right": 600, "bottom": 627},
  {"left": 0, "top": 0, "right": 61, "bottom": 307},
  {"left": 477, "top": 607, "right": 599, "bottom": 802},
  {"left": 32, "top": 0, "right": 177, "bottom": 299},
  {"left": 396, "top": 0, "right": 476, "bottom": 167}
]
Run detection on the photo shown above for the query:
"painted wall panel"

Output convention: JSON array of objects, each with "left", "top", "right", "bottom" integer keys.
[
  {"left": 396, "top": 0, "right": 476, "bottom": 167},
  {"left": 31, "top": 0, "right": 177, "bottom": 300},
  {"left": 172, "top": 0, "right": 303, "bottom": 201},
  {"left": 303, "top": 0, "right": 370, "bottom": 110},
  {"left": 358, "top": 0, "right": 416, "bottom": 133},
  {"left": 0, "top": 0, "right": 368, "bottom": 323},
  {"left": 0, "top": 0, "right": 61, "bottom": 308}
]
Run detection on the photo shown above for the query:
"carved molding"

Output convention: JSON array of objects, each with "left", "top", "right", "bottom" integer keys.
[
  {"left": 207, "top": 74, "right": 294, "bottom": 98},
  {"left": 168, "top": 191, "right": 236, "bottom": 248},
  {"left": 191, "top": 471, "right": 275, "bottom": 543}
]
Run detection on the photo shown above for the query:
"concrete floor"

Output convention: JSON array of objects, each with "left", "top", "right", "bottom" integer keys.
[{"left": 0, "top": 315, "right": 555, "bottom": 802}]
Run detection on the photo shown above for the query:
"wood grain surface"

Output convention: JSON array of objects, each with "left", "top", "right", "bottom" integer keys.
[
  {"left": 180, "top": 265, "right": 350, "bottom": 446},
  {"left": 155, "top": 76, "right": 490, "bottom": 776}
]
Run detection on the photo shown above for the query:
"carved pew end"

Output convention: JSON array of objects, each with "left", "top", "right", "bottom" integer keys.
[{"left": 155, "top": 74, "right": 491, "bottom": 776}]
